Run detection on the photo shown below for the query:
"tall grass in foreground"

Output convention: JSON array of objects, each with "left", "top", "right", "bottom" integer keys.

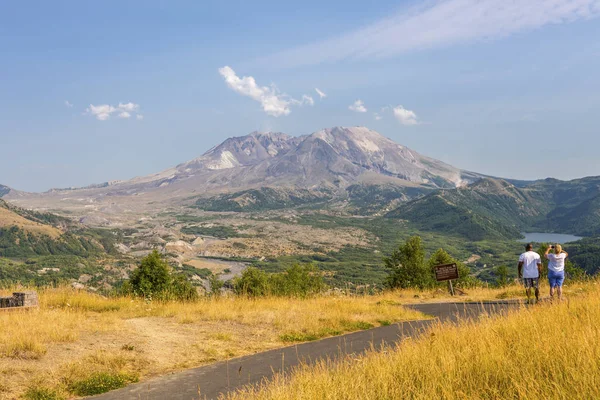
[{"left": 228, "top": 283, "right": 600, "bottom": 400}]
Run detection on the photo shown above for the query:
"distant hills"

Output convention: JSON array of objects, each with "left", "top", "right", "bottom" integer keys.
[{"left": 387, "top": 177, "right": 600, "bottom": 240}]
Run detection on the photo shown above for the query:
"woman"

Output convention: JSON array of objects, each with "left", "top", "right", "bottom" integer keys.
[{"left": 544, "top": 244, "right": 568, "bottom": 300}]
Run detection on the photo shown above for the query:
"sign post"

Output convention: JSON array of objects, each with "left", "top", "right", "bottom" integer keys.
[{"left": 434, "top": 263, "right": 459, "bottom": 296}]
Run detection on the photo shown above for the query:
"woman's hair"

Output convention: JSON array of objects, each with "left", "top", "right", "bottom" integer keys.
[{"left": 555, "top": 244, "right": 562, "bottom": 254}]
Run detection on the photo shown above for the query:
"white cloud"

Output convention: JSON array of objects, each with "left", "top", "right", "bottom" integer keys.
[
  {"left": 136, "top": 114, "right": 144, "bottom": 120},
  {"left": 393, "top": 105, "right": 419, "bottom": 126},
  {"left": 374, "top": 113, "right": 383, "bottom": 120},
  {"left": 349, "top": 100, "right": 367, "bottom": 113},
  {"left": 262, "top": 0, "right": 600, "bottom": 67},
  {"left": 65, "top": 100, "right": 73, "bottom": 108},
  {"left": 303, "top": 95, "right": 315, "bottom": 106},
  {"left": 218, "top": 66, "right": 291, "bottom": 117},
  {"left": 117, "top": 102, "right": 139, "bottom": 112},
  {"left": 315, "top": 88, "right": 327, "bottom": 99},
  {"left": 292, "top": 94, "right": 315, "bottom": 107},
  {"left": 85, "top": 104, "right": 116, "bottom": 121},
  {"left": 85, "top": 102, "right": 142, "bottom": 121},
  {"left": 218, "top": 66, "right": 316, "bottom": 116}
]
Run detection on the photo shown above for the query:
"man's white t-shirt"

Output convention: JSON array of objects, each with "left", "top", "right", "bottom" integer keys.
[
  {"left": 547, "top": 253, "right": 567, "bottom": 272},
  {"left": 519, "top": 251, "right": 541, "bottom": 278}
]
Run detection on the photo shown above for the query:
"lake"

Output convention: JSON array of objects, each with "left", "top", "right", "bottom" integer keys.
[{"left": 518, "top": 232, "right": 583, "bottom": 244}]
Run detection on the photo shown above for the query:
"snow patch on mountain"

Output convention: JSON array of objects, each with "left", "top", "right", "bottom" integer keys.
[{"left": 206, "top": 150, "right": 239, "bottom": 170}]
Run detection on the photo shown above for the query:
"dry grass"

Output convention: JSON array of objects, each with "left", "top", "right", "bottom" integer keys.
[
  {"left": 0, "top": 207, "right": 62, "bottom": 238},
  {"left": 0, "top": 286, "right": 426, "bottom": 399},
  {"left": 227, "top": 281, "right": 600, "bottom": 400},
  {"left": 1, "top": 281, "right": 592, "bottom": 399}
]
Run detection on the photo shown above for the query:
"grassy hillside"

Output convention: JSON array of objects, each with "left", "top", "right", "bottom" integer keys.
[
  {"left": 386, "top": 178, "right": 546, "bottom": 240},
  {"left": 346, "top": 184, "right": 429, "bottom": 215},
  {"left": 386, "top": 176, "right": 600, "bottom": 240},
  {"left": 0, "top": 200, "right": 62, "bottom": 238},
  {"left": 194, "top": 187, "right": 334, "bottom": 212},
  {"left": 230, "top": 281, "right": 600, "bottom": 400}
]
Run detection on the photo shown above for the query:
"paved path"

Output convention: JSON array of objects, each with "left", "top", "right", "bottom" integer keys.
[{"left": 90, "top": 301, "right": 520, "bottom": 400}]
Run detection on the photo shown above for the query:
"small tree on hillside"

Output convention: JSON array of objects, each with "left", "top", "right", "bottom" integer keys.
[
  {"left": 428, "top": 248, "right": 479, "bottom": 288},
  {"left": 128, "top": 249, "right": 197, "bottom": 301},
  {"left": 494, "top": 265, "right": 511, "bottom": 288},
  {"left": 384, "top": 236, "right": 433, "bottom": 289},
  {"left": 129, "top": 250, "right": 171, "bottom": 298}
]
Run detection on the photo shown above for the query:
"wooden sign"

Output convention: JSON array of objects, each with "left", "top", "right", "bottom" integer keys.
[{"left": 434, "top": 263, "right": 459, "bottom": 282}]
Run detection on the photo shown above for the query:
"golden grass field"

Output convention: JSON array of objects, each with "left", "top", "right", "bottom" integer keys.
[
  {"left": 228, "top": 280, "right": 600, "bottom": 400},
  {"left": 0, "top": 286, "right": 429, "bottom": 399},
  {"left": 0, "top": 280, "right": 594, "bottom": 399}
]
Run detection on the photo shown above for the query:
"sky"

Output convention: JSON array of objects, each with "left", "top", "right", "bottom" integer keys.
[{"left": 1, "top": 0, "right": 600, "bottom": 192}]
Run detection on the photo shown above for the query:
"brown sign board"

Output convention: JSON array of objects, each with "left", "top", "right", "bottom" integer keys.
[{"left": 434, "top": 263, "right": 459, "bottom": 282}]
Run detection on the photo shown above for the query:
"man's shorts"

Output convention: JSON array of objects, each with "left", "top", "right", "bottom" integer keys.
[
  {"left": 523, "top": 278, "right": 539, "bottom": 289},
  {"left": 548, "top": 270, "right": 565, "bottom": 288}
]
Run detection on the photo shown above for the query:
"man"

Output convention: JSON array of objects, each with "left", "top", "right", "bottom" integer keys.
[
  {"left": 544, "top": 244, "right": 568, "bottom": 301},
  {"left": 518, "top": 243, "right": 542, "bottom": 304}
]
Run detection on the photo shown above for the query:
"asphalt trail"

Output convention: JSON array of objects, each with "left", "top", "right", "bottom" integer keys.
[{"left": 90, "top": 301, "right": 520, "bottom": 400}]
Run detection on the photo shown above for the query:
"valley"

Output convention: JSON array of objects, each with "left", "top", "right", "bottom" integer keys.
[{"left": 1, "top": 126, "right": 600, "bottom": 291}]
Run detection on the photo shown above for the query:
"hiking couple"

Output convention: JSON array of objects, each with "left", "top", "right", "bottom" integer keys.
[{"left": 518, "top": 243, "right": 568, "bottom": 303}]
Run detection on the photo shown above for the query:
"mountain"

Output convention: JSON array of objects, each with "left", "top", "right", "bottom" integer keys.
[
  {"left": 388, "top": 176, "right": 600, "bottom": 240},
  {"left": 3, "top": 127, "right": 481, "bottom": 218},
  {"left": 387, "top": 178, "right": 547, "bottom": 240}
]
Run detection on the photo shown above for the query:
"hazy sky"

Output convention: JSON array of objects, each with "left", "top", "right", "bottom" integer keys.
[{"left": 1, "top": 0, "right": 600, "bottom": 192}]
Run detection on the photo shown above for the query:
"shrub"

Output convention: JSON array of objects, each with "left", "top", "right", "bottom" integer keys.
[
  {"left": 23, "top": 387, "right": 65, "bottom": 400},
  {"left": 233, "top": 267, "right": 270, "bottom": 297},
  {"left": 69, "top": 372, "right": 137, "bottom": 396},
  {"left": 208, "top": 274, "right": 224, "bottom": 297},
  {"left": 126, "top": 250, "right": 198, "bottom": 301},
  {"left": 233, "top": 264, "right": 327, "bottom": 297},
  {"left": 269, "top": 264, "right": 327, "bottom": 297},
  {"left": 494, "top": 265, "right": 511, "bottom": 287},
  {"left": 385, "top": 237, "right": 481, "bottom": 290}
]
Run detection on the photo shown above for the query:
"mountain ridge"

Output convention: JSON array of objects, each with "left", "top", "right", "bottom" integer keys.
[{"left": 2, "top": 126, "right": 483, "bottom": 218}]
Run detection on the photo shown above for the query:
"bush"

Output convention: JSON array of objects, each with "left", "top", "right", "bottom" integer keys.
[
  {"left": 385, "top": 237, "right": 481, "bottom": 290},
  {"left": 233, "top": 264, "right": 327, "bottom": 297},
  {"left": 23, "top": 387, "right": 64, "bottom": 400},
  {"left": 233, "top": 267, "right": 271, "bottom": 297},
  {"left": 125, "top": 250, "right": 198, "bottom": 301},
  {"left": 428, "top": 248, "right": 479, "bottom": 289},
  {"left": 270, "top": 264, "right": 327, "bottom": 297},
  {"left": 494, "top": 265, "right": 511, "bottom": 287},
  {"left": 69, "top": 372, "right": 137, "bottom": 396},
  {"left": 208, "top": 274, "right": 225, "bottom": 297}
]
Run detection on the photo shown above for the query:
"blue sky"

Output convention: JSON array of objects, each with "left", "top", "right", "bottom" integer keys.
[{"left": 1, "top": 0, "right": 600, "bottom": 192}]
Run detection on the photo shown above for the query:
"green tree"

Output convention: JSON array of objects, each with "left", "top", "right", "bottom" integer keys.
[
  {"left": 494, "top": 265, "right": 511, "bottom": 288},
  {"left": 233, "top": 267, "right": 271, "bottom": 297},
  {"left": 208, "top": 274, "right": 224, "bottom": 297},
  {"left": 384, "top": 236, "right": 432, "bottom": 289},
  {"left": 565, "top": 259, "right": 587, "bottom": 281},
  {"left": 271, "top": 264, "right": 327, "bottom": 297},
  {"left": 128, "top": 250, "right": 197, "bottom": 301},
  {"left": 428, "top": 248, "right": 479, "bottom": 288},
  {"left": 129, "top": 250, "right": 171, "bottom": 298}
]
